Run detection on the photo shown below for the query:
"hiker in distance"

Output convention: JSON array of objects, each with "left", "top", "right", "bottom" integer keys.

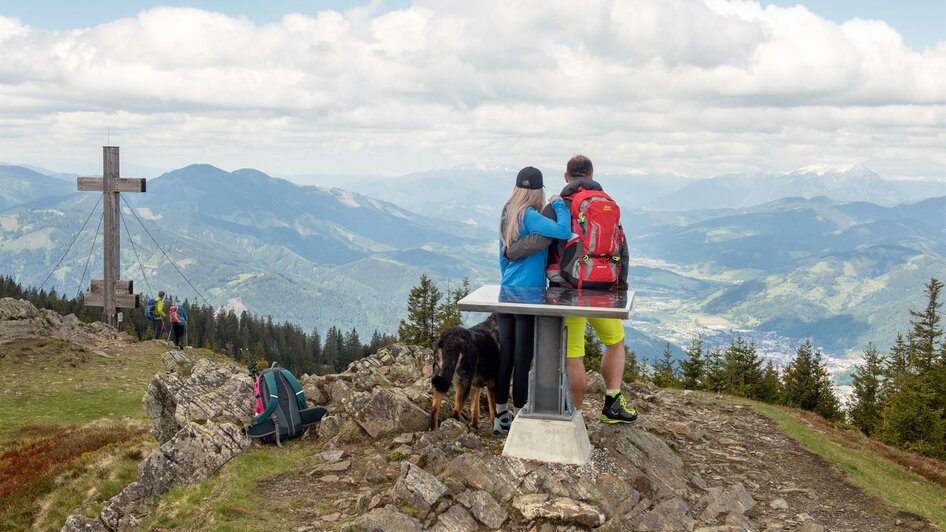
[
  {"left": 494, "top": 166, "right": 572, "bottom": 435},
  {"left": 168, "top": 299, "right": 188, "bottom": 350},
  {"left": 505, "top": 155, "right": 638, "bottom": 424},
  {"left": 145, "top": 290, "right": 167, "bottom": 341}
]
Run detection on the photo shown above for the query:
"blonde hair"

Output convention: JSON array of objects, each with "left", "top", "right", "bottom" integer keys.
[{"left": 500, "top": 187, "right": 546, "bottom": 249}]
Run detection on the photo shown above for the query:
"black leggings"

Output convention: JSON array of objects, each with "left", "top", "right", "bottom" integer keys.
[{"left": 496, "top": 313, "right": 535, "bottom": 409}]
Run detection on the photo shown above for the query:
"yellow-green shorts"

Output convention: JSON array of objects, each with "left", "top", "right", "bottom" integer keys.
[{"left": 565, "top": 317, "right": 625, "bottom": 358}]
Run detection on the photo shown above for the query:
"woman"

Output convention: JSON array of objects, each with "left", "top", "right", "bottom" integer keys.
[{"left": 495, "top": 166, "right": 571, "bottom": 434}]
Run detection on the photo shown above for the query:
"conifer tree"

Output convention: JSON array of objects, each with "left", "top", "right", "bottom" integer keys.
[
  {"left": 702, "top": 347, "right": 726, "bottom": 392},
  {"left": 435, "top": 278, "right": 471, "bottom": 336},
  {"left": 908, "top": 278, "right": 943, "bottom": 373},
  {"left": 756, "top": 361, "right": 783, "bottom": 404},
  {"left": 624, "top": 347, "right": 642, "bottom": 383},
  {"left": 679, "top": 337, "right": 705, "bottom": 390},
  {"left": 849, "top": 343, "right": 885, "bottom": 436},
  {"left": 652, "top": 342, "right": 680, "bottom": 388},
  {"left": 584, "top": 324, "right": 604, "bottom": 369},
  {"left": 398, "top": 274, "right": 442, "bottom": 348},
  {"left": 782, "top": 339, "right": 843, "bottom": 420},
  {"left": 721, "top": 335, "right": 763, "bottom": 398}
]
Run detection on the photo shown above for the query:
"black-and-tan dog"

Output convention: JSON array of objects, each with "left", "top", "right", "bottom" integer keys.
[{"left": 429, "top": 314, "right": 500, "bottom": 430}]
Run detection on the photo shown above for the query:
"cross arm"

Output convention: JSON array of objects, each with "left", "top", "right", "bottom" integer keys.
[{"left": 77, "top": 177, "right": 147, "bottom": 193}]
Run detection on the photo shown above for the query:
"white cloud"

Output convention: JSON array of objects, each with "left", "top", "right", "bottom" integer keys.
[{"left": 0, "top": 1, "right": 943, "bottom": 179}]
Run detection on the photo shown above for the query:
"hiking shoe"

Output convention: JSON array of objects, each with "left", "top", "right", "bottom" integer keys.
[
  {"left": 600, "top": 393, "right": 638, "bottom": 424},
  {"left": 493, "top": 411, "right": 513, "bottom": 435}
]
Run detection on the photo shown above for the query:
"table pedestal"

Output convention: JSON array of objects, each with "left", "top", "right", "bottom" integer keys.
[{"left": 501, "top": 315, "right": 592, "bottom": 465}]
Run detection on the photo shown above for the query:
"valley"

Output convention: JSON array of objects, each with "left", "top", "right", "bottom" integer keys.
[{"left": 1, "top": 163, "right": 944, "bottom": 390}]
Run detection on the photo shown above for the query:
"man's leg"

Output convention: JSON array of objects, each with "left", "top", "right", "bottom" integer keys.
[
  {"left": 600, "top": 340, "right": 626, "bottom": 390},
  {"left": 565, "top": 316, "right": 588, "bottom": 409},
  {"left": 589, "top": 318, "right": 637, "bottom": 423}
]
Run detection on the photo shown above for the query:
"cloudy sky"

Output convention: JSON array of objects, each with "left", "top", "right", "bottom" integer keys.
[{"left": 1, "top": 0, "right": 944, "bottom": 180}]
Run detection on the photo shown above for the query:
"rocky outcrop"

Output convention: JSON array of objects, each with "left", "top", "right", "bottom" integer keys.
[
  {"left": 0, "top": 297, "right": 127, "bottom": 346},
  {"left": 63, "top": 352, "right": 253, "bottom": 531}
]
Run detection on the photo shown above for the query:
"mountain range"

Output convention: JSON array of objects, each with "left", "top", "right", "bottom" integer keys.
[{"left": 2, "top": 161, "right": 945, "bottom": 363}]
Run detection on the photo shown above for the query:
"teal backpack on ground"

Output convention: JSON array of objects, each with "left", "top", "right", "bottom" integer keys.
[
  {"left": 144, "top": 298, "right": 156, "bottom": 320},
  {"left": 245, "top": 364, "right": 327, "bottom": 446}
]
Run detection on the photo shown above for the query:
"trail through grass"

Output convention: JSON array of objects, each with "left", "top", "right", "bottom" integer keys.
[{"left": 751, "top": 401, "right": 946, "bottom": 529}]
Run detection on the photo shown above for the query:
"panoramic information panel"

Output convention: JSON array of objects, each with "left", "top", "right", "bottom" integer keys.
[{"left": 458, "top": 285, "right": 634, "bottom": 319}]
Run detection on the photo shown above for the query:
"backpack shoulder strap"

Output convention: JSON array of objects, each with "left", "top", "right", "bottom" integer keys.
[
  {"left": 280, "top": 369, "right": 306, "bottom": 410},
  {"left": 250, "top": 370, "right": 280, "bottom": 426}
]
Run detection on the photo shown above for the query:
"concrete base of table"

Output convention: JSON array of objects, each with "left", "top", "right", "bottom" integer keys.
[{"left": 501, "top": 411, "right": 591, "bottom": 465}]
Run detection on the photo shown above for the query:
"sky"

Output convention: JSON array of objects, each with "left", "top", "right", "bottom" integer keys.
[{"left": 0, "top": 0, "right": 944, "bottom": 181}]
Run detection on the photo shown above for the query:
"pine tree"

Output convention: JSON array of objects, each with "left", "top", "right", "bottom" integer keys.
[
  {"left": 756, "top": 361, "right": 783, "bottom": 404},
  {"left": 435, "top": 278, "right": 470, "bottom": 336},
  {"left": 907, "top": 278, "right": 943, "bottom": 373},
  {"left": 398, "top": 274, "right": 442, "bottom": 348},
  {"left": 877, "top": 370, "right": 945, "bottom": 458},
  {"left": 702, "top": 347, "right": 726, "bottom": 392},
  {"left": 679, "top": 337, "right": 705, "bottom": 390},
  {"left": 624, "top": 347, "right": 642, "bottom": 383},
  {"left": 849, "top": 343, "right": 885, "bottom": 436},
  {"left": 721, "top": 335, "right": 763, "bottom": 398},
  {"left": 783, "top": 339, "right": 842, "bottom": 421},
  {"left": 584, "top": 324, "right": 604, "bottom": 371},
  {"left": 652, "top": 342, "right": 680, "bottom": 388}
]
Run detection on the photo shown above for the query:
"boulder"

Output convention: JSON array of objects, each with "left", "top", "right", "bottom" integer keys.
[
  {"left": 0, "top": 297, "right": 39, "bottom": 320},
  {"left": 465, "top": 490, "right": 507, "bottom": 529},
  {"left": 629, "top": 497, "right": 696, "bottom": 531},
  {"left": 393, "top": 462, "right": 448, "bottom": 511},
  {"left": 353, "top": 387, "right": 429, "bottom": 438},
  {"left": 341, "top": 505, "right": 422, "bottom": 532},
  {"left": 144, "top": 353, "right": 254, "bottom": 443},
  {"left": 430, "top": 504, "right": 478, "bottom": 532},
  {"left": 512, "top": 494, "right": 605, "bottom": 528}
]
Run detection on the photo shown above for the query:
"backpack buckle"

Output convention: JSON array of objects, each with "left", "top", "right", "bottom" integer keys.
[{"left": 611, "top": 255, "right": 621, "bottom": 261}]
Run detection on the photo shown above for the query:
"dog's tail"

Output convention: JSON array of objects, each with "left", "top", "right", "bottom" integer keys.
[{"left": 431, "top": 336, "right": 462, "bottom": 393}]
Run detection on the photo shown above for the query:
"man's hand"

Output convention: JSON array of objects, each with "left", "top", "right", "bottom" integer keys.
[{"left": 549, "top": 194, "right": 561, "bottom": 202}]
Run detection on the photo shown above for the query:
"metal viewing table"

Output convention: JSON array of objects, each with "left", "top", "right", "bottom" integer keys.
[{"left": 458, "top": 285, "right": 634, "bottom": 465}]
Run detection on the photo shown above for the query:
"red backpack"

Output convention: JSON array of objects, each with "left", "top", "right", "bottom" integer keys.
[
  {"left": 548, "top": 188, "right": 625, "bottom": 290},
  {"left": 168, "top": 305, "right": 182, "bottom": 324}
]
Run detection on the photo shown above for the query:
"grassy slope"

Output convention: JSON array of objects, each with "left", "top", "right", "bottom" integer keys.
[
  {"left": 0, "top": 338, "right": 215, "bottom": 531},
  {"left": 746, "top": 400, "right": 946, "bottom": 529}
]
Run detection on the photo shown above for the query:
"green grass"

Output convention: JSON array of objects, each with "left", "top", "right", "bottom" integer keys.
[
  {"left": 0, "top": 337, "right": 222, "bottom": 530},
  {"left": 751, "top": 402, "right": 946, "bottom": 528},
  {"left": 0, "top": 339, "right": 166, "bottom": 442},
  {"left": 142, "top": 442, "right": 316, "bottom": 531}
]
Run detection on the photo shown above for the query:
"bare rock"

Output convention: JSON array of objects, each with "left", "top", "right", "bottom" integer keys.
[
  {"left": 467, "top": 490, "right": 508, "bottom": 528},
  {"left": 769, "top": 498, "right": 789, "bottom": 510},
  {"left": 630, "top": 497, "right": 696, "bottom": 531},
  {"left": 701, "top": 483, "right": 756, "bottom": 522},
  {"left": 143, "top": 354, "right": 254, "bottom": 443},
  {"left": 586, "top": 370, "right": 606, "bottom": 395},
  {"left": 303, "top": 381, "right": 326, "bottom": 405},
  {"left": 512, "top": 494, "right": 605, "bottom": 528},
  {"left": 393, "top": 462, "right": 448, "bottom": 511},
  {"left": 0, "top": 297, "right": 39, "bottom": 320},
  {"left": 62, "top": 514, "right": 108, "bottom": 532},
  {"left": 430, "top": 504, "right": 479, "bottom": 532},
  {"left": 341, "top": 505, "right": 423, "bottom": 532},
  {"left": 798, "top": 524, "right": 826, "bottom": 532},
  {"left": 353, "top": 387, "right": 429, "bottom": 439}
]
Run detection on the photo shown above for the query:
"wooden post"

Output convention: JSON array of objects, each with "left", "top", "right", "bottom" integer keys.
[
  {"left": 103, "top": 147, "right": 119, "bottom": 328},
  {"left": 77, "top": 146, "right": 146, "bottom": 328}
]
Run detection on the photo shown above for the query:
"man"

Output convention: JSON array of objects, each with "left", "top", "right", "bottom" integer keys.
[
  {"left": 151, "top": 290, "right": 167, "bottom": 341},
  {"left": 505, "top": 155, "right": 637, "bottom": 423}
]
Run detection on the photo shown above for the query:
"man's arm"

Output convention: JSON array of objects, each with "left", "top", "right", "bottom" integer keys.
[
  {"left": 504, "top": 202, "right": 557, "bottom": 260},
  {"left": 156, "top": 299, "right": 166, "bottom": 319}
]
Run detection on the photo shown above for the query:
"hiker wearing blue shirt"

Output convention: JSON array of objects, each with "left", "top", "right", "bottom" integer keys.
[{"left": 494, "top": 166, "right": 571, "bottom": 435}]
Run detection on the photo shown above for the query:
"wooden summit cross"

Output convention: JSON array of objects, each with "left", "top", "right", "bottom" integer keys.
[{"left": 77, "top": 146, "right": 146, "bottom": 327}]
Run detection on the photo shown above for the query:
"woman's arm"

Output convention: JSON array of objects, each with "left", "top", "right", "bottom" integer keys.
[{"left": 523, "top": 199, "right": 570, "bottom": 239}]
